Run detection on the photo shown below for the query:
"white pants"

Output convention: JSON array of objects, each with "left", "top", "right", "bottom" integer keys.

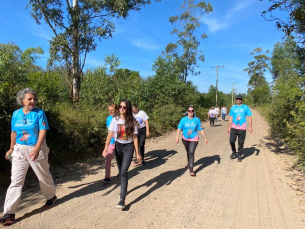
[{"left": 3, "top": 143, "right": 56, "bottom": 214}]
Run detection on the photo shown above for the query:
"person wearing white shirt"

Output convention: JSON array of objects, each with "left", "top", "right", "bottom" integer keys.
[
  {"left": 132, "top": 105, "right": 149, "bottom": 165},
  {"left": 208, "top": 107, "right": 216, "bottom": 127},
  {"left": 215, "top": 106, "right": 220, "bottom": 122},
  {"left": 221, "top": 105, "right": 227, "bottom": 121},
  {"left": 103, "top": 99, "right": 141, "bottom": 210}
]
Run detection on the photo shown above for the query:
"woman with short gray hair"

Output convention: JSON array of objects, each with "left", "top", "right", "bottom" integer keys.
[{"left": 0, "top": 88, "right": 56, "bottom": 226}]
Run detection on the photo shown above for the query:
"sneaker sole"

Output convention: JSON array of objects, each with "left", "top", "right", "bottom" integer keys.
[
  {"left": 44, "top": 199, "right": 57, "bottom": 208},
  {"left": 116, "top": 205, "right": 125, "bottom": 209},
  {"left": 2, "top": 220, "right": 15, "bottom": 226},
  {"left": 102, "top": 180, "right": 110, "bottom": 184}
]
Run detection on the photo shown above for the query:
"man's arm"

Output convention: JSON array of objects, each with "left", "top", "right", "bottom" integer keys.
[
  {"left": 145, "top": 120, "right": 149, "bottom": 136},
  {"left": 227, "top": 116, "right": 233, "bottom": 133},
  {"left": 248, "top": 116, "right": 253, "bottom": 134}
]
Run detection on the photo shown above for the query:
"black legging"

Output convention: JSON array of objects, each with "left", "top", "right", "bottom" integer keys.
[
  {"left": 115, "top": 142, "right": 134, "bottom": 200},
  {"left": 182, "top": 139, "right": 198, "bottom": 172},
  {"left": 137, "top": 127, "right": 146, "bottom": 158}
]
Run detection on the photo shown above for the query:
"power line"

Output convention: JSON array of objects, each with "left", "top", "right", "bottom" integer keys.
[
  {"left": 148, "top": 5, "right": 172, "bottom": 29},
  {"left": 203, "top": 39, "right": 237, "bottom": 84},
  {"left": 164, "top": 0, "right": 177, "bottom": 15},
  {"left": 175, "top": 0, "right": 182, "bottom": 7},
  {"left": 201, "top": 46, "right": 220, "bottom": 66},
  {"left": 128, "top": 18, "right": 167, "bottom": 45},
  {"left": 204, "top": 40, "right": 223, "bottom": 65}
]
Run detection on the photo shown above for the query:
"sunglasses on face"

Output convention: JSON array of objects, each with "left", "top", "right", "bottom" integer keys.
[
  {"left": 119, "top": 105, "right": 127, "bottom": 110},
  {"left": 22, "top": 114, "right": 27, "bottom": 124},
  {"left": 188, "top": 110, "right": 194, "bottom": 113},
  {"left": 236, "top": 98, "right": 242, "bottom": 101}
]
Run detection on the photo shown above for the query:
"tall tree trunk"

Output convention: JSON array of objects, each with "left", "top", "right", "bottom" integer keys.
[
  {"left": 72, "top": 32, "right": 80, "bottom": 103},
  {"left": 72, "top": 0, "right": 80, "bottom": 103}
]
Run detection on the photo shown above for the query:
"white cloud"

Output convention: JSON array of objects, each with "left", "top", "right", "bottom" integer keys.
[
  {"left": 130, "top": 39, "right": 159, "bottom": 51},
  {"left": 201, "top": 17, "right": 228, "bottom": 33},
  {"left": 31, "top": 30, "right": 52, "bottom": 41},
  {"left": 225, "top": 1, "right": 253, "bottom": 20},
  {"left": 202, "top": 0, "right": 254, "bottom": 33}
]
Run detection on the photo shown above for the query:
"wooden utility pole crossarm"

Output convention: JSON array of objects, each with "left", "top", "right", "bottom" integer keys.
[{"left": 211, "top": 65, "right": 224, "bottom": 106}]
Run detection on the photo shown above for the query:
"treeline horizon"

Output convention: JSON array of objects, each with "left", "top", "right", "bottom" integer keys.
[{"left": 0, "top": 42, "right": 235, "bottom": 174}]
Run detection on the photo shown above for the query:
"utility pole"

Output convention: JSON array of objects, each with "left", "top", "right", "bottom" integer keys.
[
  {"left": 211, "top": 65, "right": 224, "bottom": 106},
  {"left": 229, "top": 83, "right": 236, "bottom": 106}
]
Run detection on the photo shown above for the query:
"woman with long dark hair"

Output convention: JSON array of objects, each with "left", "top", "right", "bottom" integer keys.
[
  {"left": 103, "top": 99, "right": 141, "bottom": 209},
  {"left": 175, "top": 105, "right": 208, "bottom": 176}
]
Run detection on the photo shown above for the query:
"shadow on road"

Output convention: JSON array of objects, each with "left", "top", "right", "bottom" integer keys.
[
  {"left": 124, "top": 167, "right": 186, "bottom": 211},
  {"left": 194, "top": 155, "right": 221, "bottom": 174},
  {"left": 211, "top": 124, "right": 222, "bottom": 127},
  {"left": 241, "top": 147, "right": 260, "bottom": 160},
  {"left": 11, "top": 149, "right": 177, "bottom": 223},
  {"left": 124, "top": 154, "right": 220, "bottom": 210},
  {"left": 102, "top": 149, "right": 178, "bottom": 197}
]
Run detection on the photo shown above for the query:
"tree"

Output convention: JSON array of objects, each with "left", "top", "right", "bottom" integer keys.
[
  {"left": 27, "top": 0, "right": 152, "bottom": 103},
  {"left": 271, "top": 36, "right": 301, "bottom": 79},
  {"left": 165, "top": 0, "right": 212, "bottom": 82},
  {"left": 261, "top": 0, "right": 305, "bottom": 44},
  {"left": 244, "top": 47, "right": 271, "bottom": 104}
]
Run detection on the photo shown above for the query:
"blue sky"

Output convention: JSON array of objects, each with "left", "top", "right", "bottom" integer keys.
[{"left": 0, "top": 0, "right": 286, "bottom": 94}]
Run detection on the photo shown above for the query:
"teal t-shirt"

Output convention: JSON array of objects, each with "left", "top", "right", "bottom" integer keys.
[
  {"left": 11, "top": 108, "right": 49, "bottom": 145},
  {"left": 229, "top": 104, "right": 252, "bottom": 130},
  {"left": 178, "top": 117, "right": 203, "bottom": 140},
  {"left": 106, "top": 115, "right": 115, "bottom": 145}
]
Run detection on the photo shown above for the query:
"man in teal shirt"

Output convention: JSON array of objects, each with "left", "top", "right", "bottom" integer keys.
[{"left": 227, "top": 94, "right": 253, "bottom": 162}]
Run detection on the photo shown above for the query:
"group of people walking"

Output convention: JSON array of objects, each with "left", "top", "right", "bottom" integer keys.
[
  {"left": 1, "top": 88, "right": 252, "bottom": 225},
  {"left": 208, "top": 105, "right": 227, "bottom": 127}
]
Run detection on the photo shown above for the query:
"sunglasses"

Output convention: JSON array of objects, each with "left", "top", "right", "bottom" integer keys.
[
  {"left": 119, "top": 105, "right": 127, "bottom": 110},
  {"left": 188, "top": 110, "right": 194, "bottom": 113},
  {"left": 22, "top": 114, "right": 27, "bottom": 124},
  {"left": 236, "top": 98, "right": 242, "bottom": 101}
]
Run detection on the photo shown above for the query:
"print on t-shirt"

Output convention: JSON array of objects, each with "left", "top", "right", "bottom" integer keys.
[
  {"left": 12, "top": 108, "right": 49, "bottom": 145},
  {"left": 117, "top": 124, "right": 128, "bottom": 140},
  {"left": 229, "top": 104, "right": 252, "bottom": 130},
  {"left": 20, "top": 130, "right": 30, "bottom": 142},
  {"left": 135, "top": 117, "right": 145, "bottom": 128},
  {"left": 186, "top": 128, "right": 192, "bottom": 136},
  {"left": 178, "top": 117, "right": 203, "bottom": 141}
]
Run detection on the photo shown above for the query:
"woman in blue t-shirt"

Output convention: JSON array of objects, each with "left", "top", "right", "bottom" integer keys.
[
  {"left": 0, "top": 88, "right": 56, "bottom": 226},
  {"left": 175, "top": 106, "right": 208, "bottom": 176}
]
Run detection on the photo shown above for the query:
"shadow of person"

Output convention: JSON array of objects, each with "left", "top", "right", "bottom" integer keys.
[
  {"left": 10, "top": 149, "right": 178, "bottom": 223},
  {"left": 124, "top": 155, "right": 221, "bottom": 210},
  {"left": 241, "top": 147, "right": 260, "bottom": 160},
  {"left": 194, "top": 155, "right": 221, "bottom": 174},
  {"left": 102, "top": 149, "right": 178, "bottom": 197},
  {"left": 13, "top": 179, "right": 108, "bottom": 223},
  {"left": 123, "top": 167, "right": 186, "bottom": 210},
  {"left": 213, "top": 124, "right": 222, "bottom": 127}
]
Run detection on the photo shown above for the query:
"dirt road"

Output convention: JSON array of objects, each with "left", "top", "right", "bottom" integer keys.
[{"left": 1, "top": 110, "right": 305, "bottom": 228}]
